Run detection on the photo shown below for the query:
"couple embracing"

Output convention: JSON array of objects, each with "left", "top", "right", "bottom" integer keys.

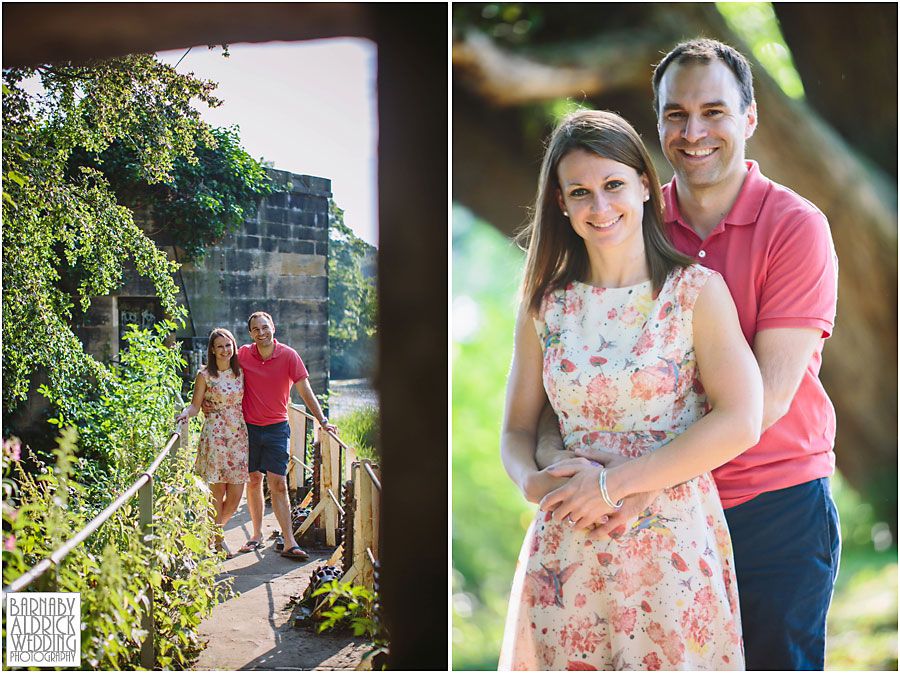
[
  {"left": 500, "top": 39, "right": 839, "bottom": 670},
  {"left": 177, "top": 311, "right": 337, "bottom": 561}
]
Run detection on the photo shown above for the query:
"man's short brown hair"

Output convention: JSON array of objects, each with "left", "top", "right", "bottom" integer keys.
[{"left": 247, "top": 311, "right": 274, "bottom": 330}]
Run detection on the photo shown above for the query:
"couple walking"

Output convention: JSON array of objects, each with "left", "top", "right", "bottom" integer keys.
[
  {"left": 176, "top": 311, "right": 337, "bottom": 561},
  {"left": 500, "top": 39, "right": 839, "bottom": 670}
]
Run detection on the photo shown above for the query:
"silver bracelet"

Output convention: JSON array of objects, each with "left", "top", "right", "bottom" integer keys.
[{"left": 598, "top": 468, "right": 624, "bottom": 511}]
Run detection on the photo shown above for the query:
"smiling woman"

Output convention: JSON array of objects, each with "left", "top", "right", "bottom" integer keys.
[{"left": 496, "top": 109, "right": 762, "bottom": 670}]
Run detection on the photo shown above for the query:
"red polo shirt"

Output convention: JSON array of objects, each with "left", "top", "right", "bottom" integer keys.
[
  {"left": 237, "top": 339, "right": 309, "bottom": 426},
  {"left": 664, "top": 161, "right": 838, "bottom": 508}
]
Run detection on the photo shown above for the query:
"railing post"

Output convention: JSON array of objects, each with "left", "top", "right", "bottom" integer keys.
[
  {"left": 138, "top": 476, "right": 155, "bottom": 669},
  {"left": 287, "top": 406, "right": 303, "bottom": 496},
  {"left": 321, "top": 430, "right": 338, "bottom": 546}
]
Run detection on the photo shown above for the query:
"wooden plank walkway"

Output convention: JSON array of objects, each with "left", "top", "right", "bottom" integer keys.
[{"left": 192, "top": 499, "right": 369, "bottom": 670}]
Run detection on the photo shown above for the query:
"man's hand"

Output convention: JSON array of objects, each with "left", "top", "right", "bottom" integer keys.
[
  {"left": 521, "top": 469, "right": 570, "bottom": 505},
  {"left": 585, "top": 490, "right": 660, "bottom": 541},
  {"left": 572, "top": 447, "right": 628, "bottom": 470}
]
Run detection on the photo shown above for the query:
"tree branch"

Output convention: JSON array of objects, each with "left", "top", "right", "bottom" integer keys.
[{"left": 452, "top": 29, "right": 661, "bottom": 106}]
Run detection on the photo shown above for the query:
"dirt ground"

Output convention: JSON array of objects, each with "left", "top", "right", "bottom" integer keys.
[{"left": 192, "top": 500, "right": 370, "bottom": 671}]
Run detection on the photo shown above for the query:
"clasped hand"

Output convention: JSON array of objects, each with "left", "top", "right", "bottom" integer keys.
[{"left": 539, "top": 448, "right": 633, "bottom": 539}]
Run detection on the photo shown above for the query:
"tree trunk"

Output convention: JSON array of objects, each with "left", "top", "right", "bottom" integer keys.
[{"left": 773, "top": 2, "right": 898, "bottom": 179}]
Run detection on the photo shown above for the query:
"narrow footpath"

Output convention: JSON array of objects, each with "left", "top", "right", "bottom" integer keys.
[{"left": 192, "top": 500, "right": 369, "bottom": 670}]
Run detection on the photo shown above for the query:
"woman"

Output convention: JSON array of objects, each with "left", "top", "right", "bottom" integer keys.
[
  {"left": 498, "top": 110, "right": 762, "bottom": 670},
  {"left": 176, "top": 328, "right": 250, "bottom": 559}
]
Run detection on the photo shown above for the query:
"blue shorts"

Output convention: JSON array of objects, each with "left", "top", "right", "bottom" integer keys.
[
  {"left": 724, "top": 477, "right": 841, "bottom": 670},
  {"left": 246, "top": 421, "right": 290, "bottom": 476}
]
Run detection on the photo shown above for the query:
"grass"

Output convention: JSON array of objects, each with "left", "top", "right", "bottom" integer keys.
[{"left": 332, "top": 405, "right": 379, "bottom": 461}]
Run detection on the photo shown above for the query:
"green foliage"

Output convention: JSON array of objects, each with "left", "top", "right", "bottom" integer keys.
[
  {"left": 332, "top": 406, "right": 379, "bottom": 461},
  {"left": 77, "top": 125, "right": 276, "bottom": 262},
  {"left": 715, "top": 2, "right": 805, "bottom": 99},
  {"left": 2, "top": 53, "right": 221, "bottom": 413},
  {"left": 826, "top": 561, "right": 898, "bottom": 671},
  {"left": 2, "top": 425, "right": 229, "bottom": 670},
  {"left": 451, "top": 4, "right": 544, "bottom": 45},
  {"left": 328, "top": 199, "right": 377, "bottom": 379},
  {"left": 451, "top": 206, "right": 528, "bottom": 670},
  {"left": 312, "top": 580, "right": 378, "bottom": 638},
  {"left": 37, "top": 322, "right": 185, "bottom": 484}
]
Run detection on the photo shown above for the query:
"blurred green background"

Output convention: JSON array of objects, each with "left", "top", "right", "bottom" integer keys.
[{"left": 451, "top": 207, "right": 897, "bottom": 670}]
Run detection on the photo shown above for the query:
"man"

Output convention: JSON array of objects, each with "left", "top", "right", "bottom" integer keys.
[
  {"left": 205, "top": 311, "right": 337, "bottom": 560},
  {"left": 537, "top": 39, "right": 839, "bottom": 670}
]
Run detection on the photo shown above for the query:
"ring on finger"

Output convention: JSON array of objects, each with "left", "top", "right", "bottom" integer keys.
[{"left": 565, "top": 515, "right": 576, "bottom": 526}]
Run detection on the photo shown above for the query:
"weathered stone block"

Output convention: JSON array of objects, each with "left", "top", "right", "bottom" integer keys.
[
  {"left": 242, "top": 220, "right": 259, "bottom": 236},
  {"left": 260, "top": 207, "right": 287, "bottom": 225},
  {"left": 270, "top": 275, "right": 327, "bottom": 299},
  {"left": 280, "top": 253, "right": 326, "bottom": 277},
  {"left": 266, "top": 222, "right": 291, "bottom": 239},
  {"left": 315, "top": 240, "right": 329, "bottom": 257},
  {"left": 293, "top": 224, "right": 326, "bottom": 242},
  {"left": 277, "top": 238, "right": 314, "bottom": 255},
  {"left": 239, "top": 235, "right": 261, "bottom": 249}
]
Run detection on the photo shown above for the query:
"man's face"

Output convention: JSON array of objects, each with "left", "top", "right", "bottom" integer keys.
[
  {"left": 657, "top": 59, "right": 756, "bottom": 192},
  {"left": 249, "top": 316, "right": 274, "bottom": 347}
]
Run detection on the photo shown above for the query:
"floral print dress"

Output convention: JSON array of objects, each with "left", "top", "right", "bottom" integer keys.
[
  {"left": 194, "top": 368, "right": 249, "bottom": 484},
  {"left": 499, "top": 265, "right": 743, "bottom": 671}
]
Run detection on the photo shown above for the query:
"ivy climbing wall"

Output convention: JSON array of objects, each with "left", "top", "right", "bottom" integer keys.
[{"left": 77, "top": 168, "right": 332, "bottom": 400}]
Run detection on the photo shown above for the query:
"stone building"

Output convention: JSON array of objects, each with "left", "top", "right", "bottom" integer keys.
[{"left": 76, "top": 168, "right": 332, "bottom": 399}]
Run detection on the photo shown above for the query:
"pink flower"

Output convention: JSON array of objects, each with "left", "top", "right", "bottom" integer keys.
[
  {"left": 4, "top": 534, "right": 15, "bottom": 551},
  {"left": 642, "top": 652, "right": 662, "bottom": 670},
  {"left": 609, "top": 601, "right": 637, "bottom": 634},
  {"left": 3, "top": 436, "right": 21, "bottom": 463}
]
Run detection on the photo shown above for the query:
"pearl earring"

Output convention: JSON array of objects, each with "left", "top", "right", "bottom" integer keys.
[
  {"left": 642, "top": 195, "right": 649, "bottom": 202},
  {"left": 563, "top": 211, "right": 569, "bottom": 217}
]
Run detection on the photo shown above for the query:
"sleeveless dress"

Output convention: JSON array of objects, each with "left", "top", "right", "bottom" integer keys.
[
  {"left": 499, "top": 265, "right": 743, "bottom": 671},
  {"left": 194, "top": 368, "right": 250, "bottom": 484}
]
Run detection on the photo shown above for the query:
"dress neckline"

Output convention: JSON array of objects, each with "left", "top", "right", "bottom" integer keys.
[{"left": 571, "top": 278, "right": 653, "bottom": 291}]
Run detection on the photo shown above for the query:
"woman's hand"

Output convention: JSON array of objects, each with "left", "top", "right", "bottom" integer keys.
[{"left": 540, "top": 458, "right": 617, "bottom": 529}]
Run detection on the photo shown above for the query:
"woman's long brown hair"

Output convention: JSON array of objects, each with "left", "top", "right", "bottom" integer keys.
[
  {"left": 205, "top": 328, "right": 241, "bottom": 378},
  {"left": 517, "top": 109, "right": 694, "bottom": 314}
]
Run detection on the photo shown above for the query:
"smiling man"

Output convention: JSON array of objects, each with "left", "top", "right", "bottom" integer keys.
[
  {"left": 654, "top": 42, "right": 840, "bottom": 668},
  {"left": 219, "top": 311, "right": 337, "bottom": 560},
  {"left": 536, "top": 38, "right": 840, "bottom": 670}
]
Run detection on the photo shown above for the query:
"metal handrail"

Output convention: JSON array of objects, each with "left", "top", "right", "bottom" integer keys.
[
  {"left": 289, "top": 403, "right": 354, "bottom": 453},
  {"left": 362, "top": 461, "right": 382, "bottom": 492},
  {"left": 1, "top": 429, "right": 180, "bottom": 598}
]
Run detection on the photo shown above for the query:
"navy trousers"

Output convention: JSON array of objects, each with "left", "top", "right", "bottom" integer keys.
[{"left": 724, "top": 477, "right": 841, "bottom": 670}]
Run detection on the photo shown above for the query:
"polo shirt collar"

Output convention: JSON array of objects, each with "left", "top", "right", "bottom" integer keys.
[
  {"left": 664, "top": 160, "right": 768, "bottom": 228},
  {"left": 251, "top": 338, "right": 282, "bottom": 361}
]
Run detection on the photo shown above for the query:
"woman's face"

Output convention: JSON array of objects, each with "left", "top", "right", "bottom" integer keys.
[
  {"left": 212, "top": 335, "right": 234, "bottom": 361},
  {"left": 555, "top": 149, "right": 649, "bottom": 258}
]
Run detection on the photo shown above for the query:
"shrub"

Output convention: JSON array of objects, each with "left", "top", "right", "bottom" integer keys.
[{"left": 3, "top": 322, "right": 231, "bottom": 669}]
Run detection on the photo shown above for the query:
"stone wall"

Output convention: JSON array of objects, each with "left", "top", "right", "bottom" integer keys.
[{"left": 76, "top": 168, "right": 332, "bottom": 401}]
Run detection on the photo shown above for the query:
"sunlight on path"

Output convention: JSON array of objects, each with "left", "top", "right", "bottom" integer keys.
[{"left": 192, "top": 501, "right": 368, "bottom": 670}]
